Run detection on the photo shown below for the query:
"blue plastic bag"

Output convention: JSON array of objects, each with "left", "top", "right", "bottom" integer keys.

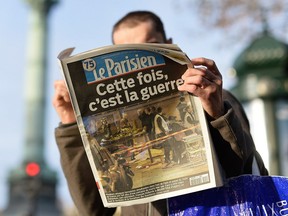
[{"left": 168, "top": 175, "right": 288, "bottom": 216}]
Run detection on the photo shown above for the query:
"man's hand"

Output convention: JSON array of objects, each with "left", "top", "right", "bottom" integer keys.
[
  {"left": 52, "top": 80, "right": 76, "bottom": 124},
  {"left": 178, "top": 57, "right": 224, "bottom": 119}
]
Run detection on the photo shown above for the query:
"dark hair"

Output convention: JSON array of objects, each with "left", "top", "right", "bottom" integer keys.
[
  {"left": 112, "top": 11, "right": 167, "bottom": 43},
  {"left": 156, "top": 106, "right": 162, "bottom": 113}
]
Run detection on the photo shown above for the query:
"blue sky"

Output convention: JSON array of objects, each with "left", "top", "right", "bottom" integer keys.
[{"left": 0, "top": 0, "right": 244, "bottom": 210}]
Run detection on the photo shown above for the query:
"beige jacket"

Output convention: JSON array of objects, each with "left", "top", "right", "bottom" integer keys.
[{"left": 55, "top": 90, "right": 268, "bottom": 216}]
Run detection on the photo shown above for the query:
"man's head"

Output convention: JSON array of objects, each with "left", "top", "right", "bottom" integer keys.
[{"left": 112, "top": 11, "right": 172, "bottom": 44}]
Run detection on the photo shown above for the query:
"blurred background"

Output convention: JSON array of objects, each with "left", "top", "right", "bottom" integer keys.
[{"left": 0, "top": 0, "right": 288, "bottom": 215}]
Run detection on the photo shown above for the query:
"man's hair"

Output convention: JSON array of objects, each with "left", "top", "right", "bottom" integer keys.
[
  {"left": 156, "top": 106, "right": 162, "bottom": 113},
  {"left": 112, "top": 11, "right": 167, "bottom": 42}
]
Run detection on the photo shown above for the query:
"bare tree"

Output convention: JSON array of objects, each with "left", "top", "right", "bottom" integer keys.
[{"left": 174, "top": 0, "right": 288, "bottom": 42}]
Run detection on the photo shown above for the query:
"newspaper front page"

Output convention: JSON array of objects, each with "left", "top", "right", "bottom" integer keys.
[{"left": 58, "top": 43, "right": 223, "bottom": 207}]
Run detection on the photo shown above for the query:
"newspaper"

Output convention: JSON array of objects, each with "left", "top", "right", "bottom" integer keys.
[{"left": 57, "top": 43, "right": 223, "bottom": 207}]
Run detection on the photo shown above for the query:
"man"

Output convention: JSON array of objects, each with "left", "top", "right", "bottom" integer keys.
[
  {"left": 53, "top": 11, "right": 268, "bottom": 216},
  {"left": 153, "top": 106, "right": 172, "bottom": 165},
  {"left": 176, "top": 96, "right": 187, "bottom": 122},
  {"left": 137, "top": 107, "right": 154, "bottom": 140}
]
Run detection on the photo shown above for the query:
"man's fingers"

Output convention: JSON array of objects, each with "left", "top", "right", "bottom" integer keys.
[
  {"left": 204, "top": 69, "right": 222, "bottom": 86},
  {"left": 182, "top": 65, "right": 222, "bottom": 87},
  {"left": 191, "top": 57, "right": 221, "bottom": 77},
  {"left": 178, "top": 83, "right": 198, "bottom": 93},
  {"left": 53, "top": 80, "right": 71, "bottom": 103}
]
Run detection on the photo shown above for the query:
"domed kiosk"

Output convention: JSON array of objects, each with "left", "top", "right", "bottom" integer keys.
[{"left": 231, "top": 31, "right": 288, "bottom": 176}]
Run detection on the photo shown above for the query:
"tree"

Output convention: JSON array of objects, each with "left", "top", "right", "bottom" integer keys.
[{"left": 174, "top": 0, "right": 288, "bottom": 42}]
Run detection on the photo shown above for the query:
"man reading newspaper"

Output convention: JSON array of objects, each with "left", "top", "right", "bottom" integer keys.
[{"left": 53, "top": 11, "right": 268, "bottom": 216}]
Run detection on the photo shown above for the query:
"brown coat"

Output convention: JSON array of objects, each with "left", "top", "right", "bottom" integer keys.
[{"left": 55, "top": 90, "right": 268, "bottom": 216}]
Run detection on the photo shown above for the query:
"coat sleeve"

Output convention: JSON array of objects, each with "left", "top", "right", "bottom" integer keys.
[
  {"left": 208, "top": 90, "right": 268, "bottom": 178},
  {"left": 55, "top": 123, "right": 116, "bottom": 216}
]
